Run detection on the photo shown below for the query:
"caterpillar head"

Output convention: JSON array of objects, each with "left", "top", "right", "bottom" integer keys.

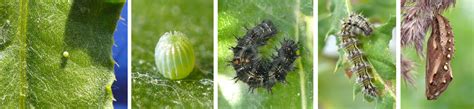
[{"left": 341, "top": 13, "right": 373, "bottom": 37}]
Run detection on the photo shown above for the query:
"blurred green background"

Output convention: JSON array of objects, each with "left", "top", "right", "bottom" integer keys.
[
  {"left": 401, "top": 0, "right": 474, "bottom": 108},
  {"left": 318, "top": 0, "right": 396, "bottom": 108},
  {"left": 218, "top": 0, "right": 313, "bottom": 108},
  {"left": 131, "top": 0, "right": 213, "bottom": 108}
]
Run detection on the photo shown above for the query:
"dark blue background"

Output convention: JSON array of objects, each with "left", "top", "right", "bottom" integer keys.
[{"left": 112, "top": 1, "right": 128, "bottom": 108}]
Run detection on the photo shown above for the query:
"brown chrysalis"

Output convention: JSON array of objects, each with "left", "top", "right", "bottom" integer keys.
[{"left": 426, "top": 14, "right": 454, "bottom": 100}]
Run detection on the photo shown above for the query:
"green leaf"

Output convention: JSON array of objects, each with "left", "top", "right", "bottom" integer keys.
[
  {"left": 364, "top": 94, "right": 375, "bottom": 102},
  {"left": 0, "top": 1, "right": 124, "bottom": 108},
  {"left": 218, "top": 0, "right": 313, "bottom": 108},
  {"left": 377, "top": 93, "right": 395, "bottom": 109},
  {"left": 362, "top": 16, "right": 396, "bottom": 80},
  {"left": 321, "top": 0, "right": 348, "bottom": 40},
  {"left": 353, "top": 83, "right": 362, "bottom": 100},
  {"left": 317, "top": 0, "right": 349, "bottom": 73},
  {"left": 131, "top": 0, "right": 214, "bottom": 108},
  {"left": 358, "top": 18, "right": 396, "bottom": 108},
  {"left": 357, "top": 16, "right": 396, "bottom": 109}
]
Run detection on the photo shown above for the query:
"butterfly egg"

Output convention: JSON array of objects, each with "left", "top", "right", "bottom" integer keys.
[
  {"left": 62, "top": 51, "right": 69, "bottom": 58},
  {"left": 154, "top": 31, "right": 195, "bottom": 80}
]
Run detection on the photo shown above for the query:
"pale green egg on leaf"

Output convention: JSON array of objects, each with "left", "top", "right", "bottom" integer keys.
[
  {"left": 63, "top": 51, "right": 69, "bottom": 58},
  {"left": 154, "top": 31, "right": 195, "bottom": 80}
]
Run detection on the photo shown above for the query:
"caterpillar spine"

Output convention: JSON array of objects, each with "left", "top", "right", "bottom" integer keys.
[{"left": 230, "top": 20, "right": 299, "bottom": 93}]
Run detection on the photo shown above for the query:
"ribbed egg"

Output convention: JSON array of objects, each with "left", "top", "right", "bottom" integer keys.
[{"left": 154, "top": 31, "right": 195, "bottom": 80}]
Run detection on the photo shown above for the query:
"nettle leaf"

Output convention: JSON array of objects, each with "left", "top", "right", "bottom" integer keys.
[
  {"left": 353, "top": 83, "right": 362, "bottom": 100},
  {"left": 131, "top": 0, "right": 214, "bottom": 108},
  {"left": 321, "top": 0, "right": 348, "bottom": 40},
  {"left": 0, "top": 0, "right": 124, "bottom": 108},
  {"left": 355, "top": 15, "right": 396, "bottom": 109},
  {"left": 318, "top": 0, "right": 349, "bottom": 73},
  {"left": 377, "top": 93, "right": 396, "bottom": 109},
  {"left": 318, "top": 0, "right": 348, "bottom": 69},
  {"left": 358, "top": 17, "right": 396, "bottom": 107},
  {"left": 362, "top": 16, "right": 396, "bottom": 80},
  {"left": 218, "top": 0, "right": 313, "bottom": 108}
]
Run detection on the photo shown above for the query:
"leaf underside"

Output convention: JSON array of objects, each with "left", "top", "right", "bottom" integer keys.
[{"left": 0, "top": 1, "right": 124, "bottom": 108}]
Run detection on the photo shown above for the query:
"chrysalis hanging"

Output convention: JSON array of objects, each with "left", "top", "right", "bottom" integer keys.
[{"left": 425, "top": 14, "right": 454, "bottom": 100}]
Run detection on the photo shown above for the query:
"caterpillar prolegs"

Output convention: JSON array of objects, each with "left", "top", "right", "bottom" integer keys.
[
  {"left": 340, "top": 13, "right": 378, "bottom": 97},
  {"left": 230, "top": 20, "right": 299, "bottom": 93}
]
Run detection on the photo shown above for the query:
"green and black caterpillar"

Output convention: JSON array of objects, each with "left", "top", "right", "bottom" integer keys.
[
  {"left": 340, "top": 13, "right": 378, "bottom": 97},
  {"left": 230, "top": 20, "right": 299, "bottom": 93}
]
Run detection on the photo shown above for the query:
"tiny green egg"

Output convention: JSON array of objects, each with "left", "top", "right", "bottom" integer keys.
[
  {"left": 63, "top": 51, "right": 69, "bottom": 58},
  {"left": 155, "top": 31, "right": 195, "bottom": 80}
]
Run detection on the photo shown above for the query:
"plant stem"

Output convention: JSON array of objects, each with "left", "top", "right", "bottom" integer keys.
[
  {"left": 345, "top": 0, "right": 352, "bottom": 14},
  {"left": 19, "top": 0, "right": 29, "bottom": 108},
  {"left": 294, "top": 0, "right": 307, "bottom": 108}
]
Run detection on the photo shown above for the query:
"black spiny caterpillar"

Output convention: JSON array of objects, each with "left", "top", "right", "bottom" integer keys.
[
  {"left": 230, "top": 20, "right": 299, "bottom": 93},
  {"left": 340, "top": 13, "right": 378, "bottom": 97}
]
